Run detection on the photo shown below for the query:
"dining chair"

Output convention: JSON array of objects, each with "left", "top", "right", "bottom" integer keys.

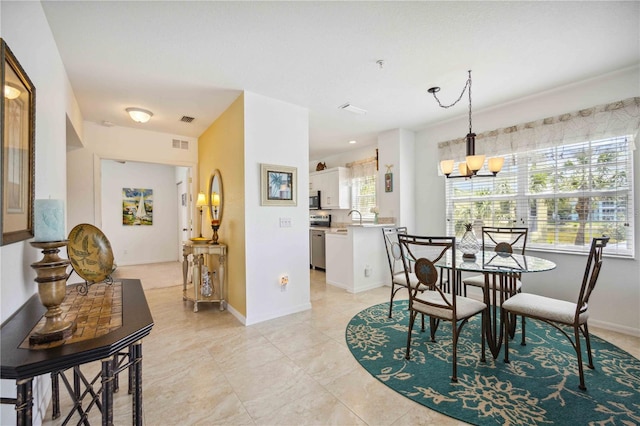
[
  {"left": 398, "top": 234, "right": 486, "bottom": 382},
  {"left": 382, "top": 227, "right": 426, "bottom": 318},
  {"left": 463, "top": 226, "right": 528, "bottom": 341},
  {"left": 502, "top": 236, "right": 609, "bottom": 390}
]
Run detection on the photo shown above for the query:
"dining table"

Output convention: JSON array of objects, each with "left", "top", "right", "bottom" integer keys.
[{"left": 435, "top": 250, "right": 556, "bottom": 359}]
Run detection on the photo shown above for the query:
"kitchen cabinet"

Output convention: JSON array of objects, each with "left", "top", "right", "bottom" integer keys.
[{"left": 310, "top": 167, "right": 351, "bottom": 209}]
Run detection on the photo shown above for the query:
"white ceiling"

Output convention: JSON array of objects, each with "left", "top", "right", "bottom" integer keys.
[{"left": 41, "top": 1, "right": 639, "bottom": 159}]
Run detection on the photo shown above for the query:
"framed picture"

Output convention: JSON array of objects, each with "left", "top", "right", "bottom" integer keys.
[
  {"left": 122, "top": 188, "right": 153, "bottom": 225},
  {"left": 385, "top": 172, "right": 393, "bottom": 192},
  {"left": 260, "top": 163, "right": 297, "bottom": 206},
  {"left": 1, "top": 39, "right": 36, "bottom": 245}
]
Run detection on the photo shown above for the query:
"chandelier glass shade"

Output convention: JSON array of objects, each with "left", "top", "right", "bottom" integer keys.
[{"left": 429, "top": 70, "right": 503, "bottom": 178}]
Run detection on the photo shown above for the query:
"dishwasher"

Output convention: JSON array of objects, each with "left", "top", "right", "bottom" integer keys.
[
  {"left": 310, "top": 214, "right": 330, "bottom": 269},
  {"left": 311, "top": 230, "right": 326, "bottom": 269}
]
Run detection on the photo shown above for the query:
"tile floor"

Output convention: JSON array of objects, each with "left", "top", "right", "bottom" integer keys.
[{"left": 43, "top": 263, "right": 639, "bottom": 425}]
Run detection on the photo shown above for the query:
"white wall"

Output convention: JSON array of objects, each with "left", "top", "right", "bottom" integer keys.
[
  {"left": 244, "top": 91, "right": 311, "bottom": 324},
  {"left": 377, "top": 128, "right": 416, "bottom": 229},
  {"left": 67, "top": 122, "right": 198, "bottom": 230},
  {"left": 100, "top": 160, "right": 180, "bottom": 266},
  {"left": 0, "top": 2, "right": 77, "bottom": 423},
  {"left": 415, "top": 66, "right": 640, "bottom": 335}
]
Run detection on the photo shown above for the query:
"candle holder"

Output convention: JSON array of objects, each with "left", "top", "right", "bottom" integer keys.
[
  {"left": 211, "top": 220, "right": 220, "bottom": 245},
  {"left": 29, "top": 241, "right": 76, "bottom": 344}
]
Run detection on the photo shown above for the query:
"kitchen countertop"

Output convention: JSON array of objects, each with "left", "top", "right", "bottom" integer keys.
[{"left": 322, "top": 224, "right": 395, "bottom": 234}]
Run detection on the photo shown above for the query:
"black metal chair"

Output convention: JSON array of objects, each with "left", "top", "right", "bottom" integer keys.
[
  {"left": 398, "top": 234, "right": 486, "bottom": 382},
  {"left": 463, "top": 226, "right": 528, "bottom": 342},
  {"left": 502, "top": 236, "right": 609, "bottom": 390},
  {"left": 382, "top": 227, "right": 425, "bottom": 318}
]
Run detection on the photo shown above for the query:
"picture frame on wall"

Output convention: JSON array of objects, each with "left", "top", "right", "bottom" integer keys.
[
  {"left": 1, "top": 39, "right": 36, "bottom": 246},
  {"left": 385, "top": 172, "right": 393, "bottom": 192},
  {"left": 122, "top": 188, "right": 153, "bottom": 226},
  {"left": 260, "top": 163, "right": 297, "bottom": 206}
]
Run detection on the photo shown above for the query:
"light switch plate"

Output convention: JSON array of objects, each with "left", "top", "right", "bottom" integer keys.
[{"left": 279, "top": 217, "right": 292, "bottom": 227}]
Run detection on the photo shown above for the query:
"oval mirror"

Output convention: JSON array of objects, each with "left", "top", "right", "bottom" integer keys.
[{"left": 208, "top": 169, "right": 223, "bottom": 225}]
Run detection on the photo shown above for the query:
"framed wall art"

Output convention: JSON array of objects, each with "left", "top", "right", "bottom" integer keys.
[
  {"left": 260, "top": 163, "right": 297, "bottom": 206},
  {"left": 385, "top": 172, "right": 393, "bottom": 192},
  {"left": 1, "top": 39, "right": 36, "bottom": 245},
  {"left": 122, "top": 188, "right": 153, "bottom": 225}
]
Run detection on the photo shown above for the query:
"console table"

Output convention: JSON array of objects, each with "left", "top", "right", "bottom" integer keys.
[
  {"left": 182, "top": 242, "right": 227, "bottom": 312},
  {"left": 0, "top": 278, "right": 153, "bottom": 426}
]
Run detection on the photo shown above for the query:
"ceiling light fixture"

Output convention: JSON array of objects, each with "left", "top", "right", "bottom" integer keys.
[
  {"left": 339, "top": 103, "right": 367, "bottom": 115},
  {"left": 349, "top": 140, "right": 357, "bottom": 144},
  {"left": 4, "top": 83, "right": 21, "bottom": 100},
  {"left": 126, "top": 107, "right": 153, "bottom": 123},
  {"left": 428, "top": 70, "right": 503, "bottom": 178}
]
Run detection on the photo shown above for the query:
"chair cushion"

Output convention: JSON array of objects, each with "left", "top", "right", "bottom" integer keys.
[
  {"left": 393, "top": 272, "right": 427, "bottom": 291},
  {"left": 463, "top": 274, "right": 522, "bottom": 292},
  {"left": 501, "top": 293, "right": 588, "bottom": 325},
  {"left": 412, "top": 291, "right": 486, "bottom": 321}
]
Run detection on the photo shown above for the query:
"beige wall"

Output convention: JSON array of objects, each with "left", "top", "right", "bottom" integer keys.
[{"left": 198, "top": 94, "right": 246, "bottom": 316}]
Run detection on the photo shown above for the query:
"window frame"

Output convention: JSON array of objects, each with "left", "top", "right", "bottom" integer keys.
[{"left": 445, "top": 135, "right": 635, "bottom": 258}]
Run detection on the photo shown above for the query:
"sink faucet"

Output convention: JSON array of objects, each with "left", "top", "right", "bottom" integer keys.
[{"left": 348, "top": 209, "right": 362, "bottom": 225}]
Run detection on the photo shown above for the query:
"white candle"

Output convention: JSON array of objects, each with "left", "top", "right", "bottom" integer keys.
[{"left": 34, "top": 199, "right": 65, "bottom": 242}]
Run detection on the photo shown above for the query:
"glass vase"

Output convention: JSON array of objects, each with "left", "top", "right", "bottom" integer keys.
[
  {"left": 201, "top": 265, "right": 212, "bottom": 297},
  {"left": 459, "top": 223, "right": 480, "bottom": 258}
]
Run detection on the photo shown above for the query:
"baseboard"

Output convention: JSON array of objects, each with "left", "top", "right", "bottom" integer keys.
[
  {"left": 589, "top": 318, "right": 640, "bottom": 337},
  {"left": 244, "top": 302, "right": 312, "bottom": 326}
]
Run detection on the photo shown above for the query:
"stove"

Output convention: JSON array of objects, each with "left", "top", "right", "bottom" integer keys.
[{"left": 310, "top": 214, "right": 331, "bottom": 228}]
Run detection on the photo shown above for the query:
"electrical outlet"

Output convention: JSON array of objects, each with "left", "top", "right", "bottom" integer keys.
[{"left": 280, "top": 275, "right": 289, "bottom": 286}]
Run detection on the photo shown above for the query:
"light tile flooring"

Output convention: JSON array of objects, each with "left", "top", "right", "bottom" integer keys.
[{"left": 44, "top": 263, "right": 639, "bottom": 425}]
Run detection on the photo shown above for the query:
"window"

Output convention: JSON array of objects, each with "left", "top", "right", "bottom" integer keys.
[
  {"left": 445, "top": 135, "right": 634, "bottom": 257},
  {"left": 348, "top": 157, "right": 377, "bottom": 221}
]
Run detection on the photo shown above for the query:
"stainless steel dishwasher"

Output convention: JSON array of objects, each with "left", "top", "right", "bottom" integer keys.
[
  {"left": 311, "top": 229, "right": 326, "bottom": 269},
  {"left": 310, "top": 214, "right": 330, "bottom": 270}
]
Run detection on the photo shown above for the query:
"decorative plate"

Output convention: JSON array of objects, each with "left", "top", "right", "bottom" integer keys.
[
  {"left": 189, "top": 237, "right": 210, "bottom": 244},
  {"left": 67, "top": 224, "right": 115, "bottom": 283}
]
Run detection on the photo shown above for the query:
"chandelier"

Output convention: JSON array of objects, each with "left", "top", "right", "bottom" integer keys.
[{"left": 428, "top": 70, "right": 503, "bottom": 178}]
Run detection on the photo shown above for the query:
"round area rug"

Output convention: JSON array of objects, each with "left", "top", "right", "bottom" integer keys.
[{"left": 346, "top": 301, "right": 640, "bottom": 425}]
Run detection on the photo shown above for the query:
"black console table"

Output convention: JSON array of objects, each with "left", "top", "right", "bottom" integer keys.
[{"left": 1, "top": 278, "right": 154, "bottom": 425}]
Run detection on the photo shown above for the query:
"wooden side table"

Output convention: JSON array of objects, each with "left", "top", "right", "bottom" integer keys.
[
  {"left": 182, "top": 242, "right": 227, "bottom": 312},
  {"left": 0, "top": 279, "right": 154, "bottom": 426}
]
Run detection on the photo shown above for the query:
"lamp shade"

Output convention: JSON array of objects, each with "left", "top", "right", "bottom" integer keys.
[
  {"left": 440, "top": 160, "right": 455, "bottom": 176},
  {"left": 488, "top": 157, "right": 505, "bottom": 174},
  {"left": 4, "top": 84, "right": 21, "bottom": 100},
  {"left": 196, "top": 192, "right": 207, "bottom": 206},
  {"left": 459, "top": 163, "right": 471, "bottom": 177},
  {"left": 466, "top": 154, "right": 485, "bottom": 172},
  {"left": 126, "top": 107, "right": 153, "bottom": 123},
  {"left": 212, "top": 193, "right": 220, "bottom": 207}
]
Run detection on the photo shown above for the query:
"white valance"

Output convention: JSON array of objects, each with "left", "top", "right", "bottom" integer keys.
[
  {"left": 438, "top": 97, "right": 640, "bottom": 161},
  {"left": 346, "top": 157, "right": 377, "bottom": 179}
]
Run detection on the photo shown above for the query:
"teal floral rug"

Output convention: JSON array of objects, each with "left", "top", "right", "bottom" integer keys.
[{"left": 346, "top": 301, "right": 640, "bottom": 425}]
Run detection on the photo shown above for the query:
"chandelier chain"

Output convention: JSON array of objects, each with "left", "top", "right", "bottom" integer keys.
[{"left": 430, "top": 70, "right": 474, "bottom": 135}]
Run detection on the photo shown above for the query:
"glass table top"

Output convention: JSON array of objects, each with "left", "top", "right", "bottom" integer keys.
[{"left": 434, "top": 250, "right": 556, "bottom": 274}]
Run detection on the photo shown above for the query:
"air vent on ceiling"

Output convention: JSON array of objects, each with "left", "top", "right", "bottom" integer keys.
[
  {"left": 339, "top": 103, "right": 367, "bottom": 115},
  {"left": 172, "top": 139, "right": 189, "bottom": 150},
  {"left": 180, "top": 116, "right": 195, "bottom": 123}
]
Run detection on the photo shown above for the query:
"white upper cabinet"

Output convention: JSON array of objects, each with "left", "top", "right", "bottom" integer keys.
[{"left": 310, "top": 167, "right": 351, "bottom": 209}]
